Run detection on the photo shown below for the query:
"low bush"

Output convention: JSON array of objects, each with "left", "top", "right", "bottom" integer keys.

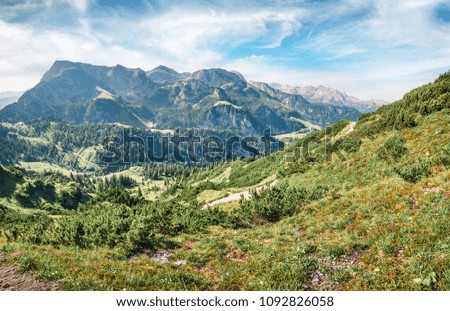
[
  {"left": 394, "top": 157, "right": 432, "bottom": 183},
  {"left": 238, "top": 185, "right": 330, "bottom": 223},
  {"left": 377, "top": 135, "right": 408, "bottom": 162}
]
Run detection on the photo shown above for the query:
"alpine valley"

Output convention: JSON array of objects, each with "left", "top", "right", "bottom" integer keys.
[{"left": 1, "top": 60, "right": 450, "bottom": 291}]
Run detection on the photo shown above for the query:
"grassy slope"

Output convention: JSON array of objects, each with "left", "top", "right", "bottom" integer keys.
[{"left": 1, "top": 73, "right": 450, "bottom": 290}]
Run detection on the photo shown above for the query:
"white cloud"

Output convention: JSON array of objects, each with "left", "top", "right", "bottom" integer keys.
[
  {"left": 125, "top": 8, "right": 304, "bottom": 70},
  {"left": 277, "top": 0, "right": 450, "bottom": 100},
  {"left": 226, "top": 54, "right": 449, "bottom": 101},
  {"left": 68, "top": 0, "right": 90, "bottom": 11},
  {"left": 43, "top": 0, "right": 90, "bottom": 12},
  {"left": 0, "top": 19, "right": 154, "bottom": 91},
  {"left": 0, "top": 5, "right": 305, "bottom": 90}
]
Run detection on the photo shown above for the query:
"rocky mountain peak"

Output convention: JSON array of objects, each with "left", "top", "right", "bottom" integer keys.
[
  {"left": 190, "top": 68, "right": 246, "bottom": 88},
  {"left": 146, "top": 65, "right": 184, "bottom": 83},
  {"left": 40, "top": 60, "right": 82, "bottom": 82}
]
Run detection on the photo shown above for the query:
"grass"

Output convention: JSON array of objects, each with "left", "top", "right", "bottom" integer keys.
[
  {"left": 209, "top": 167, "right": 231, "bottom": 183},
  {"left": 213, "top": 101, "right": 243, "bottom": 110},
  {"left": 19, "top": 162, "right": 79, "bottom": 177},
  {"left": 197, "top": 189, "right": 229, "bottom": 204},
  {"left": 1, "top": 177, "right": 449, "bottom": 290}
]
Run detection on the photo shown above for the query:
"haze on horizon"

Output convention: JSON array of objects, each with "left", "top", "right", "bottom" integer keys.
[{"left": 1, "top": 0, "right": 450, "bottom": 102}]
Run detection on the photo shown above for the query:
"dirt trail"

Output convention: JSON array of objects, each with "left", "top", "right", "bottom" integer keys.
[
  {"left": 0, "top": 254, "right": 60, "bottom": 291},
  {"left": 204, "top": 179, "right": 278, "bottom": 208},
  {"left": 204, "top": 122, "right": 355, "bottom": 209},
  {"left": 344, "top": 121, "right": 356, "bottom": 135}
]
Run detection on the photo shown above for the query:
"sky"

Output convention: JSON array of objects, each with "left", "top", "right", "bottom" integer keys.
[{"left": 1, "top": 0, "right": 450, "bottom": 101}]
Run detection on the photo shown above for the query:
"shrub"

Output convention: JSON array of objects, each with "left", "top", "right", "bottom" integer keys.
[
  {"left": 341, "top": 134, "right": 363, "bottom": 154},
  {"left": 433, "top": 143, "right": 450, "bottom": 166},
  {"left": 394, "top": 158, "right": 432, "bottom": 183},
  {"left": 126, "top": 216, "right": 156, "bottom": 251},
  {"left": 278, "top": 159, "right": 310, "bottom": 177},
  {"left": 3, "top": 186, "right": 240, "bottom": 253},
  {"left": 377, "top": 135, "right": 408, "bottom": 162},
  {"left": 238, "top": 185, "right": 330, "bottom": 223},
  {"left": 357, "top": 112, "right": 374, "bottom": 123}
]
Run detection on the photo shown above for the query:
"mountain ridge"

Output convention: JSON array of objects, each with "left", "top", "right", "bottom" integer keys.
[
  {"left": 270, "top": 83, "right": 387, "bottom": 112},
  {"left": 0, "top": 61, "right": 361, "bottom": 134}
]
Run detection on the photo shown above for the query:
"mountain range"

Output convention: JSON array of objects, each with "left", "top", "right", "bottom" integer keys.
[
  {"left": 270, "top": 84, "right": 387, "bottom": 113},
  {"left": 0, "top": 61, "right": 365, "bottom": 135}
]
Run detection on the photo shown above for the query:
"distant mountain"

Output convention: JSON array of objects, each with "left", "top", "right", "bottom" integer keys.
[
  {"left": 146, "top": 65, "right": 190, "bottom": 84},
  {"left": 270, "top": 84, "right": 387, "bottom": 113},
  {"left": 0, "top": 61, "right": 361, "bottom": 134},
  {"left": 0, "top": 91, "right": 23, "bottom": 110}
]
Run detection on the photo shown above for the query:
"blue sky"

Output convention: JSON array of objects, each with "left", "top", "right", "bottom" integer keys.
[{"left": 1, "top": 0, "right": 450, "bottom": 101}]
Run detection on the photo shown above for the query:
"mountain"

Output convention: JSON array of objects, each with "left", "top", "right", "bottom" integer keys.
[
  {"left": 250, "top": 81, "right": 359, "bottom": 127},
  {"left": 146, "top": 65, "right": 190, "bottom": 84},
  {"left": 0, "top": 61, "right": 361, "bottom": 135},
  {"left": 0, "top": 91, "right": 23, "bottom": 110},
  {"left": 270, "top": 84, "right": 387, "bottom": 113}
]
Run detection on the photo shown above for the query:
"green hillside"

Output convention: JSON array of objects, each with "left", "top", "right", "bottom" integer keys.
[{"left": 1, "top": 72, "right": 450, "bottom": 290}]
